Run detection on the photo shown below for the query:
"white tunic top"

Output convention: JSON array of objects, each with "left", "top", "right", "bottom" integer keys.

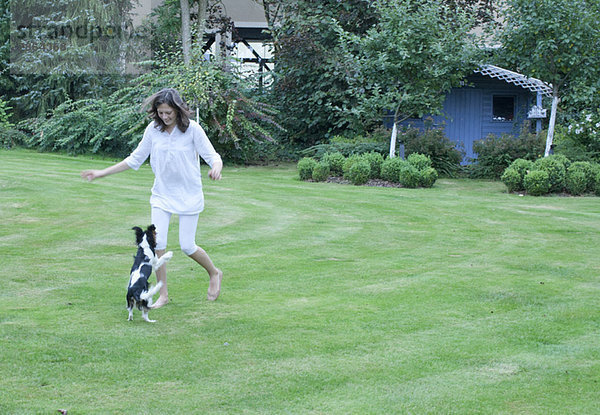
[{"left": 124, "top": 120, "right": 222, "bottom": 215}]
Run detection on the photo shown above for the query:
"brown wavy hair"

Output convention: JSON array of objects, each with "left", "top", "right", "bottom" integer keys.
[{"left": 143, "top": 88, "right": 192, "bottom": 133}]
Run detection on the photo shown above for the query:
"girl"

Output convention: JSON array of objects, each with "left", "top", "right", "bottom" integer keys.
[{"left": 81, "top": 88, "right": 223, "bottom": 307}]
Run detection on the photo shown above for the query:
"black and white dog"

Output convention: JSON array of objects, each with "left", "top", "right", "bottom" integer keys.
[{"left": 127, "top": 225, "right": 173, "bottom": 323}]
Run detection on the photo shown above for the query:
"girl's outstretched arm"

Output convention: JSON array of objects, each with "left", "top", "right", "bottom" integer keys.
[{"left": 81, "top": 160, "right": 131, "bottom": 182}]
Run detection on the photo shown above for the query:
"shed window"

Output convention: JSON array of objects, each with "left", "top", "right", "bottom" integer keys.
[{"left": 493, "top": 95, "right": 515, "bottom": 121}]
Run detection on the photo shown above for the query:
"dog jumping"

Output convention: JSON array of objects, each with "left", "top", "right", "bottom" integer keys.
[{"left": 127, "top": 225, "right": 173, "bottom": 323}]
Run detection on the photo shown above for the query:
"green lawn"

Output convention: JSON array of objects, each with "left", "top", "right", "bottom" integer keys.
[{"left": 1, "top": 149, "right": 599, "bottom": 414}]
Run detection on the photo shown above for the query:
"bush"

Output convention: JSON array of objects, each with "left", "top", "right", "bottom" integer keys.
[
  {"left": 567, "top": 161, "right": 596, "bottom": 193},
  {"left": 470, "top": 122, "right": 545, "bottom": 179},
  {"left": 321, "top": 152, "right": 346, "bottom": 176},
  {"left": 361, "top": 152, "right": 384, "bottom": 179},
  {"left": 399, "top": 164, "right": 421, "bottom": 188},
  {"left": 0, "top": 126, "right": 28, "bottom": 149},
  {"left": 565, "top": 169, "right": 587, "bottom": 196},
  {"left": 399, "top": 125, "right": 463, "bottom": 177},
  {"left": 420, "top": 167, "right": 438, "bottom": 188},
  {"left": 501, "top": 158, "right": 534, "bottom": 192},
  {"left": 301, "top": 142, "right": 387, "bottom": 159},
  {"left": 298, "top": 157, "right": 317, "bottom": 180},
  {"left": 380, "top": 157, "right": 405, "bottom": 183},
  {"left": 523, "top": 170, "right": 551, "bottom": 196},
  {"left": 533, "top": 155, "right": 567, "bottom": 193},
  {"left": 348, "top": 160, "right": 371, "bottom": 185},
  {"left": 554, "top": 109, "right": 600, "bottom": 163},
  {"left": 509, "top": 158, "right": 534, "bottom": 179},
  {"left": 595, "top": 170, "right": 600, "bottom": 196},
  {"left": 342, "top": 154, "right": 364, "bottom": 180},
  {"left": 312, "top": 161, "right": 330, "bottom": 182},
  {"left": 407, "top": 153, "right": 433, "bottom": 170}
]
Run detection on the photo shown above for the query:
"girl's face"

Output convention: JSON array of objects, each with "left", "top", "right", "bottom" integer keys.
[{"left": 157, "top": 103, "right": 176, "bottom": 129}]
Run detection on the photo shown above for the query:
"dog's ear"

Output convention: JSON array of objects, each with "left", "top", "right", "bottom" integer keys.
[
  {"left": 146, "top": 224, "right": 157, "bottom": 249},
  {"left": 132, "top": 226, "right": 144, "bottom": 244}
]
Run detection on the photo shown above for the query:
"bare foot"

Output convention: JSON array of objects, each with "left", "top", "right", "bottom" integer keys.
[
  {"left": 150, "top": 296, "right": 169, "bottom": 309},
  {"left": 207, "top": 269, "right": 223, "bottom": 301}
]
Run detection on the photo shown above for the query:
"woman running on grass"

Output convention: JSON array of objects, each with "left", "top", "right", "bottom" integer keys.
[{"left": 81, "top": 88, "right": 223, "bottom": 307}]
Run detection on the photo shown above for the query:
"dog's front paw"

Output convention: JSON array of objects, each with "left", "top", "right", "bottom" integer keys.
[{"left": 162, "top": 251, "right": 174, "bottom": 261}]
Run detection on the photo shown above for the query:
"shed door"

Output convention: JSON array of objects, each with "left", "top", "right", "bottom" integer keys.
[{"left": 441, "top": 88, "right": 482, "bottom": 162}]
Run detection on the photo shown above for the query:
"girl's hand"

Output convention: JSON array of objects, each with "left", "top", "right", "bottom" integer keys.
[
  {"left": 208, "top": 161, "right": 222, "bottom": 180},
  {"left": 81, "top": 169, "right": 101, "bottom": 182}
]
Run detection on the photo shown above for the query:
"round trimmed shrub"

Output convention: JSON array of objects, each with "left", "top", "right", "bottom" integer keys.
[
  {"left": 322, "top": 152, "right": 345, "bottom": 176},
  {"left": 298, "top": 157, "right": 317, "bottom": 181},
  {"left": 501, "top": 168, "right": 522, "bottom": 192},
  {"left": 508, "top": 158, "right": 534, "bottom": 176},
  {"left": 533, "top": 155, "right": 567, "bottom": 193},
  {"left": 342, "top": 154, "right": 363, "bottom": 180},
  {"left": 380, "top": 157, "right": 405, "bottom": 183},
  {"left": 567, "top": 161, "right": 595, "bottom": 193},
  {"left": 420, "top": 167, "right": 438, "bottom": 188},
  {"left": 407, "top": 153, "right": 433, "bottom": 170},
  {"left": 565, "top": 169, "right": 587, "bottom": 196},
  {"left": 399, "top": 164, "right": 421, "bottom": 188},
  {"left": 348, "top": 160, "right": 371, "bottom": 185},
  {"left": 312, "top": 161, "right": 330, "bottom": 182},
  {"left": 361, "top": 152, "right": 384, "bottom": 179},
  {"left": 523, "top": 169, "right": 550, "bottom": 196},
  {"left": 595, "top": 169, "right": 600, "bottom": 196}
]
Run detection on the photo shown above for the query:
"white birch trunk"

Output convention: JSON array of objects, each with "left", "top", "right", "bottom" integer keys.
[
  {"left": 544, "top": 94, "right": 559, "bottom": 157},
  {"left": 389, "top": 122, "right": 398, "bottom": 158}
]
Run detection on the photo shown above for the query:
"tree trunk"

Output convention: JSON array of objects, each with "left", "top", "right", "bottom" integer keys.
[
  {"left": 180, "top": 0, "right": 191, "bottom": 64},
  {"left": 545, "top": 87, "right": 559, "bottom": 157},
  {"left": 389, "top": 122, "right": 398, "bottom": 158},
  {"left": 196, "top": 0, "right": 208, "bottom": 51}
]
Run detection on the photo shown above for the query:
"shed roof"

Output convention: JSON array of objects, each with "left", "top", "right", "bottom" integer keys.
[{"left": 475, "top": 64, "right": 553, "bottom": 97}]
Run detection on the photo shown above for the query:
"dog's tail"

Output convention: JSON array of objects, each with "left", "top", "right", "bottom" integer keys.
[{"left": 140, "top": 281, "right": 163, "bottom": 302}]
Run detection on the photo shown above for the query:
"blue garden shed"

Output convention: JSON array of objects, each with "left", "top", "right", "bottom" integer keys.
[{"left": 390, "top": 65, "right": 552, "bottom": 163}]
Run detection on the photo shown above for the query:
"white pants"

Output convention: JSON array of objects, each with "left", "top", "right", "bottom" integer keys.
[{"left": 151, "top": 207, "right": 200, "bottom": 256}]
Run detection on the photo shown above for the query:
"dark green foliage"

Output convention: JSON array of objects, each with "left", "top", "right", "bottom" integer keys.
[
  {"left": 312, "top": 161, "right": 331, "bottom": 182},
  {"left": 348, "top": 160, "right": 371, "bottom": 185},
  {"left": 321, "top": 152, "right": 346, "bottom": 175},
  {"left": 271, "top": 1, "right": 379, "bottom": 145},
  {"left": 300, "top": 142, "right": 387, "bottom": 159},
  {"left": 298, "top": 157, "right": 317, "bottom": 180},
  {"left": 361, "top": 152, "right": 384, "bottom": 179},
  {"left": 399, "top": 126, "right": 463, "bottom": 177},
  {"left": 17, "top": 58, "right": 281, "bottom": 162},
  {"left": 523, "top": 170, "right": 551, "bottom": 196},
  {"left": 25, "top": 96, "right": 146, "bottom": 156},
  {"left": 399, "top": 163, "right": 421, "bottom": 188},
  {"left": 470, "top": 122, "right": 545, "bottom": 179},
  {"left": 533, "top": 155, "right": 567, "bottom": 193},
  {"left": 380, "top": 157, "right": 405, "bottom": 183},
  {"left": 501, "top": 168, "right": 522, "bottom": 193}
]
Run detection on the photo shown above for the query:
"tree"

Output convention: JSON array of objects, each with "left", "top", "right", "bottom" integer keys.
[
  {"left": 268, "top": 0, "right": 378, "bottom": 145},
  {"left": 497, "top": 0, "right": 600, "bottom": 156},
  {"left": 338, "top": 0, "right": 480, "bottom": 156},
  {"left": 5, "top": 0, "right": 140, "bottom": 118}
]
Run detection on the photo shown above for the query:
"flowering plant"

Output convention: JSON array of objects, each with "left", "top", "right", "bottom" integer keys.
[
  {"left": 566, "top": 110, "right": 600, "bottom": 138},
  {"left": 555, "top": 109, "right": 600, "bottom": 162}
]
